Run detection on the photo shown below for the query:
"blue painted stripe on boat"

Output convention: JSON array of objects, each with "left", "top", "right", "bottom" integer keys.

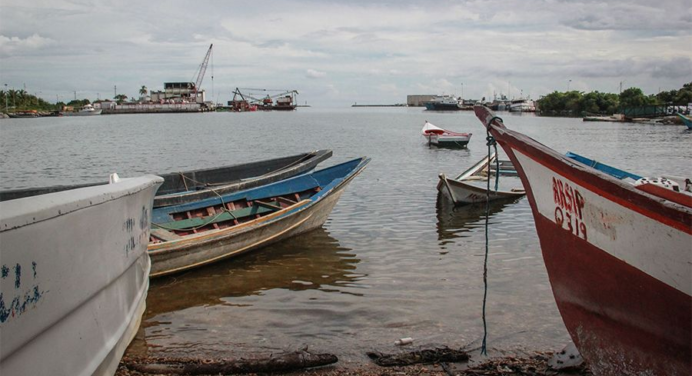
[
  {"left": 152, "top": 158, "right": 367, "bottom": 224},
  {"left": 566, "top": 152, "right": 642, "bottom": 180},
  {"left": 258, "top": 159, "right": 370, "bottom": 222}
]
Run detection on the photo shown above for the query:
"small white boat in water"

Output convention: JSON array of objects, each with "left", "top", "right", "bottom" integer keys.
[
  {"left": 438, "top": 152, "right": 525, "bottom": 205},
  {"left": 422, "top": 121, "right": 472, "bottom": 148},
  {"left": 0, "top": 175, "right": 162, "bottom": 376},
  {"left": 61, "top": 103, "right": 102, "bottom": 116}
]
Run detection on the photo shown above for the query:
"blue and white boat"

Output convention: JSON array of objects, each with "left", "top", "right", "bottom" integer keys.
[
  {"left": 424, "top": 95, "right": 462, "bottom": 111},
  {"left": 147, "top": 157, "right": 370, "bottom": 277}
]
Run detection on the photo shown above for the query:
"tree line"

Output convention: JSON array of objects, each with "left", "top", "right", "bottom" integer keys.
[
  {"left": 537, "top": 82, "right": 692, "bottom": 116},
  {"left": 1, "top": 86, "right": 149, "bottom": 113}
]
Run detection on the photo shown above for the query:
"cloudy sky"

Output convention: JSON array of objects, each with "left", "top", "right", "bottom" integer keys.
[{"left": 1, "top": 0, "right": 690, "bottom": 106}]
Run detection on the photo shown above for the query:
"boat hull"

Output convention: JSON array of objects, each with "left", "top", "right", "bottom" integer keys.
[
  {"left": 426, "top": 134, "right": 470, "bottom": 148},
  {"left": 60, "top": 109, "right": 103, "bottom": 116},
  {"left": 153, "top": 150, "right": 332, "bottom": 207},
  {"left": 0, "top": 150, "right": 332, "bottom": 205},
  {"left": 148, "top": 159, "right": 369, "bottom": 277},
  {"left": 475, "top": 106, "right": 691, "bottom": 376},
  {"left": 437, "top": 173, "right": 524, "bottom": 204},
  {"left": 425, "top": 103, "right": 461, "bottom": 111},
  {"left": 0, "top": 176, "right": 162, "bottom": 376}
]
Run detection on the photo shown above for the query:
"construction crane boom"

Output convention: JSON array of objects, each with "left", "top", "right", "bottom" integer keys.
[{"left": 193, "top": 44, "right": 213, "bottom": 99}]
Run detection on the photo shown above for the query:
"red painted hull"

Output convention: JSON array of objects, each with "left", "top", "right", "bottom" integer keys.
[
  {"left": 535, "top": 214, "right": 690, "bottom": 375},
  {"left": 474, "top": 106, "right": 692, "bottom": 376}
]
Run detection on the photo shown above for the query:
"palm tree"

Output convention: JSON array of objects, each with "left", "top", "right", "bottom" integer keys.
[
  {"left": 114, "top": 94, "right": 128, "bottom": 104},
  {"left": 139, "top": 85, "right": 148, "bottom": 97}
]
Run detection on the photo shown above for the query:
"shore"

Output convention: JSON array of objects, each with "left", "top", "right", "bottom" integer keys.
[{"left": 116, "top": 349, "right": 592, "bottom": 376}]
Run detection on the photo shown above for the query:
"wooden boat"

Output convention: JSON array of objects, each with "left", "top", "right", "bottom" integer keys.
[
  {"left": 0, "top": 150, "right": 332, "bottom": 206},
  {"left": 152, "top": 150, "right": 332, "bottom": 207},
  {"left": 0, "top": 175, "right": 162, "bottom": 376},
  {"left": 422, "top": 121, "right": 472, "bottom": 148},
  {"left": 437, "top": 152, "right": 525, "bottom": 205},
  {"left": 677, "top": 113, "right": 692, "bottom": 129},
  {"left": 474, "top": 105, "right": 691, "bottom": 376},
  {"left": 7, "top": 110, "right": 39, "bottom": 118},
  {"left": 148, "top": 157, "right": 370, "bottom": 277}
]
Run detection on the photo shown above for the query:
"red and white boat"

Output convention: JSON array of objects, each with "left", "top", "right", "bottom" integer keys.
[
  {"left": 422, "top": 121, "right": 472, "bottom": 148},
  {"left": 473, "top": 105, "right": 691, "bottom": 376}
]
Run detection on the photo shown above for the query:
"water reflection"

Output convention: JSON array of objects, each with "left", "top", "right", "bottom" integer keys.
[
  {"left": 144, "top": 228, "right": 362, "bottom": 318},
  {"left": 435, "top": 192, "right": 522, "bottom": 243}
]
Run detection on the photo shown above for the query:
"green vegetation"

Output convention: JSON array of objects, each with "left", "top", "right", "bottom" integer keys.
[
  {"left": 538, "top": 82, "right": 691, "bottom": 116},
  {"left": 114, "top": 94, "right": 128, "bottom": 104},
  {"left": 1, "top": 89, "right": 56, "bottom": 113}
]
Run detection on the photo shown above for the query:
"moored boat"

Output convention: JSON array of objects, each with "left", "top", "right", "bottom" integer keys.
[
  {"left": 147, "top": 157, "right": 370, "bottom": 277},
  {"left": 508, "top": 98, "right": 536, "bottom": 112},
  {"left": 474, "top": 105, "right": 691, "bottom": 376},
  {"left": 60, "top": 103, "right": 102, "bottom": 116},
  {"left": 422, "top": 121, "right": 472, "bottom": 148},
  {"left": 437, "top": 152, "right": 525, "bottom": 205},
  {"left": 7, "top": 110, "right": 39, "bottom": 118},
  {"left": 424, "top": 95, "right": 462, "bottom": 111},
  {"left": 677, "top": 112, "right": 692, "bottom": 129},
  {"left": 0, "top": 150, "right": 333, "bottom": 207},
  {"left": 0, "top": 175, "right": 162, "bottom": 376}
]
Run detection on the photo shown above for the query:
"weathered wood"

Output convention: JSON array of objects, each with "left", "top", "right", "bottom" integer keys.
[
  {"left": 124, "top": 350, "right": 338, "bottom": 375},
  {"left": 155, "top": 205, "right": 276, "bottom": 231},
  {"left": 255, "top": 200, "right": 283, "bottom": 210},
  {"left": 150, "top": 229, "right": 183, "bottom": 242},
  {"left": 367, "top": 346, "right": 469, "bottom": 367}
]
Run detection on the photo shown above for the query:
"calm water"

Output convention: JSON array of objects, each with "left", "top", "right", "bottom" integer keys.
[{"left": 1, "top": 109, "right": 690, "bottom": 366}]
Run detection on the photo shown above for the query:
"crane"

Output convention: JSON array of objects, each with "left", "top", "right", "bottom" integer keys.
[{"left": 191, "top": 44, "right": 213, "bottom": 100}]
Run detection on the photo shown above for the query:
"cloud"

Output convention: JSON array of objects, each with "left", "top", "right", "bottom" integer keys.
[
  {"left": 0, "top": 0, "right": 689, "bottom": 105},
  {"left": 306, "top": 69, "right": 327, "bottom": 79},
  {"left": 0, "top": 33, "right": 55, "bottom": 57}
]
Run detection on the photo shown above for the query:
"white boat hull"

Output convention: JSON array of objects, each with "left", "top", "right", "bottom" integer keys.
[
  {"left": 0, "top": 176, "right": 162, "bottom": 376},
  {"left": 438, "top": 173, "right": 525, "bottom": 204},
  {"left": 60, "top": 109, "right": 103, "bottom": 116}
]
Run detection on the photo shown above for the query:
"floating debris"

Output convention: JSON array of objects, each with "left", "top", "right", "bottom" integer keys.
[{"left": 367, "top": 346, "right": 469, "bottom": 367}]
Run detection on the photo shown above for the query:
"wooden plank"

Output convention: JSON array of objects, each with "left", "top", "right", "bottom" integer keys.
[
  {"left": 154, "top": 205, "right": 277, "bottom": 231},
  {"left": 255, "top": 200, "right": 282, "bottom": 210},
  {"left": 150, "top": 228, "right": 184, "bottom": 242},
  {"left": 276, "top": 196, "right": 298, "bottom": 206}
]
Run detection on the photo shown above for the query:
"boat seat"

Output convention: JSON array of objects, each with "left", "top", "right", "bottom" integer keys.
[
  {"left": 255, "top": 200, "right": 283, "bottom": 210},
  {"left": 154, "top": 205, "right": 279, "bottom": 231}
]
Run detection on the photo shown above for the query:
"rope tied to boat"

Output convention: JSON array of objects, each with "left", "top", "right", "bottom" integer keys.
[{"left": 481, "top": 115, "right": 502, "bottom": 356}]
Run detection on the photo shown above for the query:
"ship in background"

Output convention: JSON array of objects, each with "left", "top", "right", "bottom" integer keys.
[
  {"left": 227, "top": 88, "right": 298, "bottom": 112},
  {"left": 424, "top": 95, "right": 463, "bottom": 111}
]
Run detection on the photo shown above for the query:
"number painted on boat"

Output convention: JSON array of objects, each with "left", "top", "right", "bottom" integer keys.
[
  {"left": 553, "top": 177, "right": 587, "bottom": 241},
  {"left": 123, "top": 205, "right": 151, "bottom": 256},
  {"left": 0, "top": 261, "right": 45, "bottom": 324}
]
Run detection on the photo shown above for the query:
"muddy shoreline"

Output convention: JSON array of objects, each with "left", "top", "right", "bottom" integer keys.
[{"left": 116, "top": 349, "right": 591, "bottom": 375}]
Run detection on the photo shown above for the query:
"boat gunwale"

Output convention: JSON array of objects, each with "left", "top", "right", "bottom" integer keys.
[
  {"left": 148, "top": 157, "right": 370, "bottom": 254},
  {"left": 475, "top": 106, "right": 692, "bottom": 233}
]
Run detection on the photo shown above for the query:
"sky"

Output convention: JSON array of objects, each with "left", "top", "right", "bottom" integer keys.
[{"left": 1, "top": 0, "right": 690, "bottom": 107}]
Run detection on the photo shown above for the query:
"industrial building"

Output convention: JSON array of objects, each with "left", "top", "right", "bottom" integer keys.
[
  {"left": 149, "top": 82, "right": 206, "bottom": 103},
  {"left": 407, "top": 95, "right": 436, "bottom": 107}
]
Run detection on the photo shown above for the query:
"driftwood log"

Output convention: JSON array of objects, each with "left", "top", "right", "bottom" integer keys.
[
  {"left": 367, "top": 346, "right": 469, "bottom": 367},
  {"left": 123, "top": 350, "right": 338, "bottom": 375}
]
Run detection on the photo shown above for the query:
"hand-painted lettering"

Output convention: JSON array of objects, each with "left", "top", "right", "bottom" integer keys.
[
  {"left": 0, "top": 261, "right": 44, "bottom": 324},
  {"left": 552, "top": 177, "right": 588, "bottom": 241}
]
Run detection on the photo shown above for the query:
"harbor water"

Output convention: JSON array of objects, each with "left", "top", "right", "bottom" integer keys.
[{"left": 1, "top": 109, "right": 690, "bottom": 367}]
